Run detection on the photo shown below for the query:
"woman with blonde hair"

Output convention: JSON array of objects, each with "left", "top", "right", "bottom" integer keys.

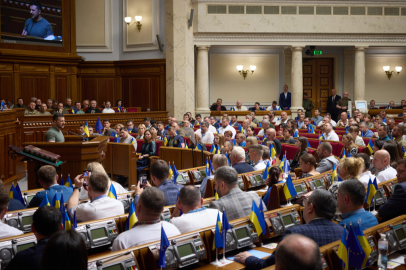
[
  {"left": 136, "top": 124, "right": 146, "bottom": 139},
  {"left": 349, "top": 126, "right": 365, "bottom": 146},
  {"left": 341, "top": 133, "right": 359, "bottom": 157},
  {"left": 114, "top": 124, "right": 124, "bottom": 135},
  {"left": 298, "top": 153, "right": 320, "bottom": 179},
  {"left": 245, "top": 136, "right": 258, "bottom": 165},
  {"left": 79, "top": 162, "right": 127, "bottom": 200},
  {"left": 328, "top": 157, "right": 364, "bottom": 200},
  {"left": 214, "top": 133, "right": 225, "bottom": 151}
]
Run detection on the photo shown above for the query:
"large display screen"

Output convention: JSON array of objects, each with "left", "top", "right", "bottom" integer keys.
[
  {"left": 396, "top": 228, "right": 406, "bottom": 241},
  {"left": 90, "top": 228, "right": 107, "bottom": 240},
  {"left": 17, "top": 242, "right": 35, "bottom": 253},
  {"left": 235, "top": 227, "right": 249, "bottom": 240},
  {"left": 1, "top": 0, "right": 63, "bottom": 46},
  {"left": 282, "top": 215, "right": 293, "bottom": 226},
  {"left": 103, "top": 264, "right": 123, "bottom": 270},
  {"left": 178, "top": 243, "right": 194, "bottom": 258},
  {"left": 22, "top": 215, "right": 33, "bottom": 226}
]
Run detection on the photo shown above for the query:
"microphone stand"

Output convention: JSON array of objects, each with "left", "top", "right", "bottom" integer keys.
[{"left": 68, "top": 131, "right": 89, "bottom": 141}]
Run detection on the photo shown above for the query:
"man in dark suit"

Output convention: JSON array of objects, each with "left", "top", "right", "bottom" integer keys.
[
  {"left": 210, "top": 98, "right": 227, "bottom": 111},
  {"left": 235, "top": 189, "right": 344, "bottom": 269},
  {"left": 230, "top": 147, "right": 254, "bottom": 174},
  {"left": 5, "top": 206, "right": 63, "bottom": 270},
  {"left": 279, "top": 85, "right": 291, "bottom": 110},
  {"left": 378, "top": 159, "right": 406, "bottom": 221},
  {"left": 327, "top": 88, "right": 341, "bottom": 122}
]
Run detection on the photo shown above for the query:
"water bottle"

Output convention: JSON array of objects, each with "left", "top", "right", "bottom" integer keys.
[{"left": 378, "top": 234, "right": 388, "bottom": 270}]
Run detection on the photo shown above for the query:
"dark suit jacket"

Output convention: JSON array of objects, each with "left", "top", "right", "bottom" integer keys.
[
  {"left": 129, "top": 126, "right": 139, "bottom": 133},
  {"left": 244, "top": 219, "right": 344, "bottom": 269},
  {"left": 4, "top": 238, "right": 48, "bottom": 270},
  {"left": 279, "top": 92, "right": 291, "bottom": 109},
  {"left": 327, "top": 95, "right": 341, "bottom": 116},
  {"left": 210, "top": 104, "right": 227, "bottom": 111},
  {"left": 378, "top": 181, "right": 406, "bottom": 221},
  {"left": 232, "top": 162, "right": 254, "bottom": 174}
]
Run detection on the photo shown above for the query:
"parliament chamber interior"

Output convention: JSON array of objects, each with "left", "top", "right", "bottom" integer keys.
[{"left": 1, "top": 0, "right": 406, "bottom": 269}]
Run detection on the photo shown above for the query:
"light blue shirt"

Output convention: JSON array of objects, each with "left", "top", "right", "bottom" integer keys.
[
  {"left": 339, "top": 208, "right": 378, "bottom": 231},
  {"left": 199, "top": 175, "right": 214, "bottom": 198}
]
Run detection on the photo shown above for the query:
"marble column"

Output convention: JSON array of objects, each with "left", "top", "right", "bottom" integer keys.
[
  {"left": 354, "top": 46, "right": 367, "bottom": 101},
  {"left": 290, "top": 46, "right": 305, "bottom": 119},
  {"left": 343, "top": 48, "right": 354, "bottom": 100},
  {"left": 165, "top": 0, "right": 194, "bottom": 120},
  {"left": 195, "top": 45, "right": 211, "bottom": 117},
  {"left": 283, "top": 48, "right": 292, "bottom": 87}
]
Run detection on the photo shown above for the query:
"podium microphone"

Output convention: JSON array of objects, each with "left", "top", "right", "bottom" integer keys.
[{"left": 68, "top": 131, "right": 89, "bottom": 141}]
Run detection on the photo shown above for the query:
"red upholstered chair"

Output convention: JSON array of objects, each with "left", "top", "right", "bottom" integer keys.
[
  {"left": 281, "top": 144, "right": 298, "bottom": 160},
  {"left": 127, "top": 108, "right": 138, "bottom": 112},
  {"left": 109, "top": 137, "right": 115, "bottom": 142},
  {"left": 362, "top": 137, "right": 376, "bottom": 146},
  {"left": 308, "top": 149, "right": 315, "bottom": 155},
  {"left": 136, "top": 139, "right": 144, "bottom": 153},
  {"left": 233, "top": 126, "right": 238, "bottom": 130},
  {"left": 275, "top": 125, "right": 279, "bottom": 132},
  {"left": 257, "top": 136, "right": 263, "bottom": 141},
  {"left": 336, "top": 131, "right": 346, "bottom": 136},
  {"left": 237, "top": 121, "right": 243, "bottom": 124},
  {"left": 183, "top": 136, "right": 190, "bottom": 146},
  {"left": 307, "top": 139, "right": 319, "bottom": 149},
  {"left": 129, "top": 133, "right": 138, "bottom": 138},
  {"left": 193, "top": 127, "right": 200, "bottom": 131},
  {"left": 204, "top": 144, "right": 213, "bottom": 150},
  {"left": 154, "top": 140, "right": 162, "bottom": 156},
  {"left": 254, "top": 127, "right": 261, "bottom": 134},
  {"left": 301, "top": 134, "right": 319, "bottom": 140}
]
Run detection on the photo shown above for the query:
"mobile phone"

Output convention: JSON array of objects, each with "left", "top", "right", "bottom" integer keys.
[{"left": 83, "top": 170, "right": 92, "bottom": 184}]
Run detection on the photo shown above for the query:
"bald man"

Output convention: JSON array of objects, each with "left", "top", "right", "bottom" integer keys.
[
  {"left": 274, "top": 112, "right": 288, "bottom": 126},
  {"left": 372, "top": 150, "right": 397, "bottom": 183},
  {"left": 234, "top": 100, "right": 247, "bottom": 111},
  {"left": 336, "top": 91, "right": 351, "bottom": 115},
  {"left": 263, "top": 128, "right": 281, "bottom": 158}
]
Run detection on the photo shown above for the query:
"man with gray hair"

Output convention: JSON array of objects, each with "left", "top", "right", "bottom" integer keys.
[
  {"left": 170, "top": 186, "right": 221, "bottom": 233},
  {"left": 194, "top": 121, "right": 214, "bottom": 144},
  {"left": 112, "top": 187, "right": 180, "bottom": 251},
  {"left": 316, "top": 142, "right": 339, "bottom": 173},
  {"left": 236, "top": 189, "right": 343, "bottom": 269},
  {"left": 230, "top": 147, "right": 254, "bottom": 174},
  {"left": 245, "top": 115, "right": 257, "bottom": 128},
  {"left": 209, "top": 166, "right": 266, "bottom": 220},
  {"left": 323, "top": 123, "right": 339, "bottom": 141},
  {"left": 359, "top": 121, "right": 373, "bottom": 138},
  {"left": 257, "top": 119, "right": 274, "bottom": 136}
]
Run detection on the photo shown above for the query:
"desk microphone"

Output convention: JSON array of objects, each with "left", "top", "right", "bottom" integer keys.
[{"left": 68, "top": 131, "right": 89, "bottom": 141}]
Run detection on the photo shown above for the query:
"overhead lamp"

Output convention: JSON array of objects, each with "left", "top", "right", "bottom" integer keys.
[
  {"left": 383, "top": 66, "right": 402, "bottom": 80},
  {"left": 124, "top": 16, "right": 143, "bottom": 32},
  {"left": 236, "top": 65, "right": 256, "bottom": 80}
]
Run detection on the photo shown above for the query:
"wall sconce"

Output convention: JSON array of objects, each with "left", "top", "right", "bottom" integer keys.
[
  {"left": 383, "top": 66, "right": 402, "bottom": 80},
  {"left": 236, "top": 65, "right": 256, "bottom": 80},
  {"left": 124, "top": 16, "right": 142, "bottom": 32}
]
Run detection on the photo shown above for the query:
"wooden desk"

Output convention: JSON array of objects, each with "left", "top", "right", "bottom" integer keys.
[
  {"left": 210, "top": 111, "right": 291, "bottom": 121},
  {"left": 368, "top": 109, "right": 402, "bottom": 115}
]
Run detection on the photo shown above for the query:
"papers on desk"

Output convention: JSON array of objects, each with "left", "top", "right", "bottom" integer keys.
[
  {"left": 262, "top": 243, "right": 278, "bottom": 250},
  {"left": 387, "top": 252, "right": 405, "bottom": 269},
  {"left": 227, "top": 249, "right": 271, "bottom": 262}
]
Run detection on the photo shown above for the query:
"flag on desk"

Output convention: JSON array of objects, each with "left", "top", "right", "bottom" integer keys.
[
  {"left": 332, "top": 164, "right": 338, "bottom": 183},
  {"left": 9, "top": 184, "right": 25, "bottom": 207},
  {"left": 95, "top": 117, "right": 103, "bottom": 133},
  {"left": 15, "top": 183, "right": 25, "bottom": 206},
  {"left": 195, "top": 143, "right": 202, "bottom": 150},
  {"left": 345, "top": 125, "right": 350, "bottom": 134},
  {"left": 168, "top": 163, "right": 173, "bottom": 179},
  {"left": 293, "top": 130, "right": 299, "bottom": 138},
  {"left": 214, "top": 190, "right": 219, "bottom": 201},
  {"left": 373, "top": 177, "right": 378, "bottom": 190},
  {"left": 270, "top": 144, "right": 276, "bottom": 159},
  {"left": 0, "top": 101, "right": 4, "bottom": 111},
  {"left": 210, "top": 144, "right": 216, "bottom": 154},
  {"left": 206, "top": 158, "right": 211, "bottom": 177},
  {"left": 279, "top": 154, "right": 285, "bottom": 172},
  {"left": 263, "top": 186, "right": 272, "bottom": 208},
  {"left": 221, "top": 210, "right": 231, "bottom": 248},
  {"left": 213, "top": 212, "right": 223, "bottom": 250},
  {"left": 65, "top": 175, "right": 73, "bottom": 188},
  {"left": 249, "top": 200, "right": 266, "bottom": 236},
  {"left": 60, "top": 191, "right": 65, "bottom": 214},
  {"left": 403, "top": 146, "right": 406, "bottom": 158},
  {"left": 117, "top": 106, "right": 122, "bottom": 113},
  {"left": 307, "top": 140, "right": 312, "bottom": 148},
  {"left": 262, "top": 161, "right": 270, "bottom": 181},
  {"left": 355, "top": 222, "right": 372, "bottom": 268},
  {"left": 63, "top": 211, "right": 72, "bottom": 231},
  {"left": 337, "top": 226, "right": 348, "bottom": 270},
  {"left": 108, "top": 183, "right": 117, "bottom": 199},
  {"left": 84, "top": 121, "right": 90, "bottom": 137},
  {"left": 172, "top": 163, "right": 179, "bottom": 184},
  {"left": 73, "top": 107, "right": 77, "bottom": 114},
  {"left": 164, "top": 136, "right": 168, "bottom": 146},
  {"left": 216, "top": 145, "right": 221, "bottom": 154},
  {"left": 387, "top": 105, "right": 392, "bottom": 110},
  {"left": 232, "top": 139, "right": 236, "bottom": 146},
  {"left": 238, "top": 125, "right": 243, "bottom": 133},
  {"left": 347, "top": 225, "right": 365, "bottom": 269},
  {"left": 72, "top": 210, "right": 77, "bottom": 230},
  {"left": 283, "top": 155, "right": 290, "bottom": 173},
  {"left": 226, "top": 154, "right": 231, "bottom": 166},
  {"left": 158, "top": 224, "right": 170, "bottom": 268},
  {"left": 39, "top": 192, "right": 51, "bottom": 208},
  {"left": 230, "top": 107, "right": 235, "bottom": 111},
  {"left": 114, "top": 133, "right": 120, "bottom": 143},
  {"left": 367, "top": 139, "right": 374, "bottom": 154},
  {"left": 283, "top": 174, "right": 297, "bottom": 200},
  {"left": 125, "top": 202, "right": 138, "bottom": 231},
  {"left": 51, "top": 192, "right": 61, "bottom": 209},
  {"left": 308, "top": 125, "right": 315, "bottom": 134}
]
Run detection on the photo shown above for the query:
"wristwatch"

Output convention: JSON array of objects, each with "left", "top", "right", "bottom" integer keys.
[{"left": 74, "top": 187, "right": 81, "bottom": 192}]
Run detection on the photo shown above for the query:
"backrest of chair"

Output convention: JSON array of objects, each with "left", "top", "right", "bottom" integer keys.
[
  {"left": 183, "top": 136, "right": 190, "bottom": 146},
  {"left": 127, "top": 108, "right": 138, "bottom": 112},
  {"left": 281, "top": 143, "right": 298, "bottom": 160},
  {"left": 254, "top": 127, "right": 261, "bottom": 134},
  {"left": 155, "top": 140, "right": 162, "bottom": 156},
  {"left": 136, "top": 139, "right": 144, "bottom": 153}
]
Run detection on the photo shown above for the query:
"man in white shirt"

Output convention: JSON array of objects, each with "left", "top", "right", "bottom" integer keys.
[
  {"left": 336, "top": 112, "right": 349, "bottom": 128},
  {"left": 119, "top": 127, "right": 137, "bottom": 151},
  {"left": 112, "top": 187, "right": 180, "bottom": 251},
  {"left": 323, "top": 123, "right": 339, "bottom": 142},
  {"left": 170, "top": 186, "right": 221, "bottom": 234},
  {"left": 372, "top": 150, "right": 397, "bottom": 183},
  {"left": 195, "top": 121, "right": 214, "bottom": 144},
  {"left": 249, "top": 144, "right": 267, "bottom": 171},
  {"left": 317, "top": 114, "right": 337, "bottom": 127},
  {"left": 218, "top": 117, "right": 236, "bottom": 139},
  {"left": 102, "top": 101, "right": 115, "bottom": 113},
  {"left": 67, "top": 172, "right": 125, "bottom": 222},
  {"left": 274, "top": 112, "right": 288, "bottom": 126},
  {"left": 242, "top": 119, "right": 250, "bottom": 136},
  {"left": 234, "top": 100, "right": 248, "bottom": 111},
  {"left": 0, "top": 189, "right": 24, "bottom": 239},
  {"left": 355, "top": 153, "right": 373, "bottom": 187},
  {"left": 204, "top": 117, "right": 217, "bottom": 133},
  {"left": 258, "top": 120, "right": 271, "bottom": 137},
  {"left": 297, "top": 114, "right": 305, "bottom": 129}
]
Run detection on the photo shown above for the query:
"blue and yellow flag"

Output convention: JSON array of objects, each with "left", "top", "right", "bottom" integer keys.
[
  {"left": 195, "top": 143, "right": 202, "bottom": 150},
  {"left": 283, "top": 174, "right": 297, "bottom": 200},
  {"left": 318, "top": 132, "right": 325, "bottom": 140},
  {"left": 347, "top": 225, "right": 365, "bottom": 269},
  {"left": 51, "top": 192, "right": 61, "bottom": 209},
  {"left": 293, "top": 130, "right": 299, "bottom": 138},
  {"left": 163, "top": 136, "right": 168, "bottom": 146},
  {"left": 72, "top": 210, "right": 77, "bottom": 230},
  {"left": 279, "top": 153, "right": 286, "bottom": 171},
  {"left": 231, "top": 139, "right": 236, "bottom": 146},
  {"left": 308, "top": 125, "right": 315, "bottom": 134},
  {"left": 172, "top": 163, "right": 179, "bottom": 184},
  {"left": 263, "top": 186, "right": 271, "bottom": 207},
  {"left": 345, "top": 125, "right": 350, "bottom": 134},
  {"left": 387, "top": 105, "right": 392, "bottom": 110},
  {"left": 60, "top": 191, "right": 65, "bottom": 214},
  {"left": 226, "top": 154, "right": 231, "bottom": 165},
  {"left": 332, "top": 164, "right": 338, "bottom": 183},
  {"left": 307, "top": 140, "right": 312, "bottom": 148},
  {"left": 125, "top": 202, "right": 138, "bottom": 231},
  {"left": 169, "top": 163, "right": 173, "bottom": 179},
  {"left": 347, "top": 150, "right": 352, "bottom": 158},
  {"left": 84, "top": 120, "right": 90, "bottom": 137},
  {"left": 9, "top": 185, "right": 26, "bottom": 206},
  {"left": 356, "top": 222, "right": 372, "bottom": 268},
  {"left": 258, "top": 200, "right": 266, "bottom": 235},
  {"left": 184, "top": 144, "right": 188, "bottom": 149},
  {"left": 366, "top": 179, "right": 377, "bottom": 205},
  {"left": 95, "top": 117, "right": 103, "bottom": 133},
  {"left": 206, "top": 159, "right": 211, "bottom": 176},
  {"left": 63, "top": 211, "right": 72, "bottom": 230},
  {"left": 158, "top": 224, "right": 170, "bottom": 267},
  {"left": 230, "top": 107, "right": 235, "bottom": 111},
  {"left": 60, "top": 174, "right": 64, "bottom": 185},
  {"left": 114, "top": 133, "right": 120, "bottom": 143},
  {"left": 117, "top": 106, "right": 122, "bottom": 113},
  {"left": 403, "top": 146, "right": 406, "bottom": 157},
  {"left": 216, "top": 145, "right": 221, "bottom": 154},
  {"left": 212, "top": 212, "right": 223, "bottom": 250},
  {"left": 221, "top": 210, "right": 231, "bottom": 250},
  {"left": 238, "top": 125, "right": 243, "bottom": 133},
  {"left": 342, "top": 150, "right": 347, "bottom": 159},
  {"left": 337, "top": 227, "right": 348, "bottom": 270},
  {"left": 270, "top": 144, "right": 276, "bottom": 159},
  {"left": 283, "top": 155, "right": 290, "bottom": 173},
  {"left": 65, "top": 175, "right": 73, "bottom": 188},
  {"left": 262, "top": 161, "right": 270, "bottom": 180},
  {"left": 15, "top": 183, "right": 25, "bottom": 206},
  {"left": 0, "top": 101, "right": 4, "bottom": 111},
  {"left": 214, "top": 190, "right": 219, "bottom": 200},
  {"left": 210, "top": 144, "right": 216, "bottom": 154},
  {"left": 39, "top": 192, "right": 51, "bottom": 208},
  {"left": 250, "top": 200, "right": 266, "bottom": 236},
  {"left": 130, "top": 137, "right": 136, "bottom": 145},
  {"left": 367, "top": 139, "right": 374, "bottom": 154},
  {"left": 108, "top": 183, "right": 117, "bottom": 199}
]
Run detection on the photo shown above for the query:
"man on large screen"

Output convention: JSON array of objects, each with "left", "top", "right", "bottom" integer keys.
[{"left": 21, "top": 1, "right": 53, "bottom": 39}]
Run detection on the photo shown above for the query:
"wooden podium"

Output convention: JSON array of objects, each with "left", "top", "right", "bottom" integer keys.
[{"left": 22, "top": 136, "right": 109, "bottom": 189}]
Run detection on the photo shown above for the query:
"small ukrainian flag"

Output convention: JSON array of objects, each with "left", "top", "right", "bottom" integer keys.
[{"left": 108, "top": 182, "right": 117, "bottom": 199}]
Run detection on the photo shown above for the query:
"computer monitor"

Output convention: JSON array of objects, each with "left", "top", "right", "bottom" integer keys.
[{"left": 354, "top": 100, "right": 368, "bottom": 113}]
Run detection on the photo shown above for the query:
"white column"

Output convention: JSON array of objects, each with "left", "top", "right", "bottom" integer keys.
[
  {"left": 354, "top": 46, "right": 367, "bottom": 101},
  {"left": 343, "top": 48, "right": 354, "bottom": 100},
  {"left": 290, "top": 46, "right": 305, "bottom": 119},
  {"left": 195, "top": 45, "right": 211, "bottom": 117},
  {"left": 283, "top": 48, "right": 292, "bottom": 87}
]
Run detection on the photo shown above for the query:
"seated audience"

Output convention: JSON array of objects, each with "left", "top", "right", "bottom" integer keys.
[
  {"left": 210, "top": 116, "right": 220, "bottom": 129},
  {"left": 290, "top": 137, "right": 308, "bottom": 171},
  {"left": 336, "top": 112, "right": 349, "bottom": 127},
  {"left": 323, "top": 123, "right": 339, "bottom": 141},
  {"left": 359, "top": 122, "right": 373, "bottom": 138},
  {"left": 355, "top": 153, "right": 373, "bottom": 187},
  {"left": 363, "top": 114, "right": 374, "bottom": 129},
  {"left": 102, "top": 101, "right": 115, "bottom": 113},
  {"left": 231, "top": 147, "right": 254, "bottom": 174},
  {"left": 383, "top": 141, "right": 402, "bottom": 169},
  {"left": 297, "top": 114, "right": 305, "bottom": 129},
  {"left": 316, "top": 142, "right": 339, "bottom": 173},
  {"left": 133, "top": 160, "right": 183, "bottom": 206},
  {"left": 246, "top": 126, "right": 257, "bottom": 138},
  {"left": 149, "top": 126, "right": 158, "bottom": 140},
  {"left": 223, "top": 130, "right": 233, "bottom": 142},
  {"left": 136, "top": 124, "right": 146, "bottom": 139},
  {"left": 28, "top": 165, "right": 73, "bottom": 208},
  {"left": 235, "top": 133, "right": 246, "bottom": 147},
  {"left": 72, "top": 101, "right": 84, "bottom": 114},
  {"left": 378, "top": 158, "right": 406, "bottom": 221},
  {"left": 263, "top": 128, "right": 282, "bottom": 158},
  {"left": 209, "top": 166, "right": 266, "bottom": 220},
  {"left": 229, "top": 114, "right": 240, "bottom": 127},
  {"left": 0, "top": 188, "right": 23, "bottom": 238},
  {"left": 375, "top": 124, "right": 391, "bottom": 141},
  {"left": 301, "top": 117, "right": 316, "bottom": 131},
  {"left": 137, "top": 130, "right": 156, "bottom": 171},
  {"left": 328, "top": 157, "right": 363, "bottom": 199},
  {"left": 249, "top": 144, "right": 266, "bottom": 171},
  {"left": 200, "top": 154, "right": 228, "bottom": 197},
  {"left": 118, "top": 127, "right": 137, "bottom": 151},
  {"left": 250, "top": 111, "right": 260, "bottom": 125},
  {"left": 67, "top": 172, "right": 124, "bottom": 222},
  {"left": 85, "top": 100, "right": 101, "bottom": 113},
  {"left": 38, "top": 103, "right": 51, "bottom": 115},
  {"left": 262, "top": 145, "right": 272, "bottom": 164},
  {"left": 317, "top": 114, "right": 337, "bottom": 127},
  {"left": 341, "top": 133, "right": 359, "bottom": 157},
  {"left": 210, "top": 98, "right": 227, "bottom": 111},
  {"left": 265, "top": 167, "right": 284, "bottom": 189},
  {"left": 171, "top": 186, "right": 221, "bottom": 233},
  {"left": 218, "top": 117, "right": 237, "bottom": 139},
  {"left": 112, "top": 187, "right": 180, "bottom": 251},
  {"left": 245, "top": 136, "right": 257, "bottom": 165},
  {"left": 15, "top": 98, "right": 26, "bottom": 109},
  {"left": 233, "top": 100, "right": 248, "bottom": 111},
  {"left": 311, "top": 109, "right": 323, "bottom": 126},
  {"left": 126, "top": 120, "right": 139, "bottom": 133},
  {"left": 101, "top": 119, "right": 116, "bottom": 136},
  {"left": 81, "top": 99, "right": 89, "bottom": 111},
  {"left": 115, "top": 100, "right": 124, "bottom": 112},
  {"left": 194, "top": 121, "right": 214, "bottom": 144},
  {"left": 88, "top": 126, "right": 100, "bottom": 136},
  {"left": 157, "top": 121, "right": 166, "bottom": 136},
  {"left": 5, "top": 206, "right": 62, "bottom": 270},
  {"left": 337, "top": 180, "right": 378, "bottom": 230},
  {"left": 237, "top": 189, "right": 342, "bottom": 269},
  {"left": 373, "top": 149, "right": 397, "bottom": 183},
  {"left": 274, "top": 111, "right": 288, "bottom": 126},
  {"left": 166, "top": 126, "right": 185, "bottom": 148},
  {"left": 190, "top": 132, "right": 207, "bottom": 151},
  {"left": 0, "top": 180, "right": 25, "bottom": 211},
  {"left": 214, "top": 133, "right": 225, "bottom": 152},
  {"left": 298, "top": 154, "right": 320, "bottom": 179},
  {"left": 393, "top": 125, "right": 406, "bottom": 147},
  {"left": 25, "top": 101, "right": 39, "bottom": 115},
  {"left": 349, "top": 126, "right": 365, "bottom": 146},
  {"left": 257, "top": 120, "right": 274, "bottom": 136},
  {"left": 280, "top": 127, "right": 296, "bottom": 144},
  {"left": 40, "top": 230, "right": 88, "bottom": 270}
]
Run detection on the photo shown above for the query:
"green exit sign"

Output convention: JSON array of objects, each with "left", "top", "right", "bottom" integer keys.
[{"left": 314, "top": 51, "right": 322, "bottom": 55}]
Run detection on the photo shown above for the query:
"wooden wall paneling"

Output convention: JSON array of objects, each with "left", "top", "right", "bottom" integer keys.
[
  {"left": 35, "top": 76, "right": 50, "bottom": 102},
  {"left": 20, "top": 76, "right": 35, "bottom": 103},
  {"left": 82, "top": 78, "right": 99, "bottom": 102},
  {"left": 0, "top": 135, "right": 5, "bottom": 179},
  {"left": 150, "top": 77, "right": 160, "bottom": 111},
  {"left": 56, "top": 76, "right": 68, "bottom": 102},
  {"left": 130, "top": 78, "right": 150, "bottom": 111},
  {"left": 122, "top": 78, "right": 130, "bottom": 108},
  {"left": 0, "top": 74, "right": 14, "bottom": 103},
  {"left": 23, "top": 131, "right": 35, "bottom": 143},
  {"left": 7, "top": 133, "right": 15, "bottom": 176},
  {"left": 98, "top": 78, "right": 115, "bottom": 105}
]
